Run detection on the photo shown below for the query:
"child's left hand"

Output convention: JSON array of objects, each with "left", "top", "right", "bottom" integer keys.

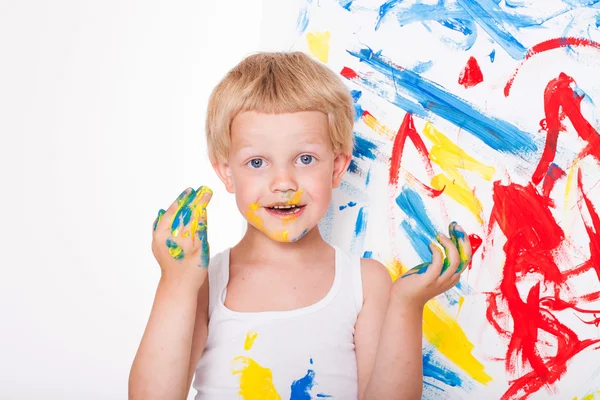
[{"left": 391, "top": 222, "right": 473, "bottom": 308}]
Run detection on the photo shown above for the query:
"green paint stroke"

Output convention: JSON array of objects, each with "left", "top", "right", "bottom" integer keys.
[
  {"left": 402, "top": 222, "right": 469, "bottom": 278},
  {"left": 153, "top": 209, "right": 166, "bottom": 231},
  {"left": 166, "top": 238, "right": 184, "bottom": 260}
]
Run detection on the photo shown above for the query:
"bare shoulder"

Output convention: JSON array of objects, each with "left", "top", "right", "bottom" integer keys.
[
  {"left": 360, "top": 258, "right": 392, "bottom": 301},
  {"left": 360, "top": 258, "right": 392, "bottom": 287}
]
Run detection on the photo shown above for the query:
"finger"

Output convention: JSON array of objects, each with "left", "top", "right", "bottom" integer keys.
[
  {"left": 424, "top": 241, "right": 444, "bottom": 279},
  {"left": 186, "top": 186, "right": 213, "bottom": 239},
  {"left": 438, "top": 233, "right": 459, "bottom": 281},
  {"left": 454, "top": 224, "right": 472, "bottom": 273},
  {"left": 170, "top": 187, "right": 197, "bottom": 237},
  {"left": 153, "top": 209, "right": 166, "bottom": 231},
  {"left": 448, "top": 222, "right": 470, "bottom": 274}
]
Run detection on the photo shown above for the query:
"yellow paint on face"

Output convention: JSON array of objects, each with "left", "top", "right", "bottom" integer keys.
[
  {"left": 423, "top": 299, "right": 492, "bottom": 384},
  {"left": 306, "top": 31, "right": 331, "bottom": 63},
  {"left": 286, "top": 190, "right": 303, "bottom": 206},
  {"left": 244, "top": 331, "right": 258, "bottom": 351},
  {"left": 423, "top": 123, "right": 495, "bottom": 224},
  {"left": 245, "top": 199, "right": 297, "bottom": 243}
]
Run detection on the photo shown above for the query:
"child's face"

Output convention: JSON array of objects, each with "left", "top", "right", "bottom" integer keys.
[{"left": 215, "top": 111, "right": 350, "bottom": 242}]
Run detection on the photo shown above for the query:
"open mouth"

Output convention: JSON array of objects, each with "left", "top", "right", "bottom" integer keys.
[{"left": 265, "top": 204, "right": 306, "bottom": 216}]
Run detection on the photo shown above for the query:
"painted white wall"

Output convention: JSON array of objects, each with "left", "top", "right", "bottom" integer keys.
[{"left": 0, "top": 1, "right": 263, "bottom": 399}]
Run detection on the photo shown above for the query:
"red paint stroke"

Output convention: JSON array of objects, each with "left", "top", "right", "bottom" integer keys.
[
  {"left": 469, "top": 233, "right": 483, "bottom": 255},
  {"left": 404, "top": 171, "right": 446, "bottom": 198},
  {"left": 389, "top": 113, "right": 432, "bottom": 186},
  {"left": 340, "top": 66, "right": 358, "bottom": 80},
  {"left": 577, "top": 168, "right": 600, "bottom": 281},
  {"left": 541, "top": 163, "right": 566, "bottom": 201},
  {"left": 504, "top": 37, "right": 600, "bottom": 97},
  {"left": 532, "top": 73, "right": 600, "bottom": 186},
  {"left": 487, "top": 180, "right": 600, "bottom": 399},
  {"left": 458, "top": 56, "right": 484, "bottom": 88}
]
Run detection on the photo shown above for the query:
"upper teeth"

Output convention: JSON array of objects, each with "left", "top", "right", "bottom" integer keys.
[{"left": 272, "top": 205, "right": 298, "bottom": 209}]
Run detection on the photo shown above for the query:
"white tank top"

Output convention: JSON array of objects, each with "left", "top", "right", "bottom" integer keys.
[{"left": 192, "top": 245, "right": 363, "bottom": 399}]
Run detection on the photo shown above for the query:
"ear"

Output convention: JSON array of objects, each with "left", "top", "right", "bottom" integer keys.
[
  {"left": 212, "top": 160, "right": 235, "bottom": 194},
  {"left": 332, "top": 152, "right": 351, "bottom": 188}
]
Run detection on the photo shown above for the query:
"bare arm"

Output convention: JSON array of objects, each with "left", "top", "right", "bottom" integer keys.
[
  {"left": 128, "top": 277, "right": 206, "bottom": 400},
  {"left": 354, "top": 258, "right": 392, "bottom": 400}
]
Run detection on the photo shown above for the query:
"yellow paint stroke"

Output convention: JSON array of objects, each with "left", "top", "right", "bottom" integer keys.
[
  {"left": 564, "top": 158, "right": 579, "bottom": 209},
  {"left": 424, "top": 298, "right": 492, "bottom": 384},
  {"left": 385, "top": 258, "right": 492, "bottom": 384},
  {"left": 457, "top": 296, "right": 465, "bottom": 317},
  {"left": 306, "top": 31, "right": 331, "bottom": 63},
  {"left": 245, "top": 203, "right": 291, "bottom": 242},
  {"left": 244, "top": 331, "right": 258, "bottom": 351},
  {"left": 423, "top": 122, "right": 495, "bottom": 224},
  {"left": 232, "top": 331, "right": 282, "bottom": 400},
  {"left": 361, "top": 112, "right": 395, "bottom": 140}
]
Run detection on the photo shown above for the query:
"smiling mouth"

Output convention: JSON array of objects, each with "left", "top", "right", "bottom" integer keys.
[
  {"left": 540, "top": 296, "right": 600, "bottom": 327},
  {"left": 265, "top": 204, "right": 306, "bottom": 215}
]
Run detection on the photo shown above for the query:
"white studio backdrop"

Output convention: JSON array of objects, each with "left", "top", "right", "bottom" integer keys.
[{"left": 0, "top": 2, "right": 265, "bottom": 399}]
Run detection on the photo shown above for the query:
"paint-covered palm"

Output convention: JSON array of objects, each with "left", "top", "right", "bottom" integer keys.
[{"left": 151, "top": 186, "right": 213, "bottom": 286}]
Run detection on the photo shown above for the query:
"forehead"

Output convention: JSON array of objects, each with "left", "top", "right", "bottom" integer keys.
[{"left": 230, "top": 111, "right": 330, "bottom": 148}]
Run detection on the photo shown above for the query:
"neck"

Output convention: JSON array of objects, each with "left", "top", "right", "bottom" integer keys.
[{"left": 233, "top": 223, "right": 331, "bottom": 264}]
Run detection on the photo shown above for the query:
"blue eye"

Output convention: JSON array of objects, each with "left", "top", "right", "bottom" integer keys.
[
  {"left": 298, "top": 155, "right": 314, "bottom": 165},
  {"left": 249, "top": 159, "right": 263, "bottom": 168}
]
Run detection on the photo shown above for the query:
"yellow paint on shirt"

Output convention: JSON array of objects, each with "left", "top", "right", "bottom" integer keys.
[
  {"left": 306, "top": 31, "right": 331, "bottom": 63},
  {"left": 423, "top": 122, "right": 495, "bottom": 224},
  {"left": 244, "top": 331, "right": 258, "bottom": 351},
  {"left": 232, "top": 356, "right": 282, "bottom": 400}
]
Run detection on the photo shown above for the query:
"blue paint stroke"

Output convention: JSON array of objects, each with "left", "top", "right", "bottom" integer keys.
[
  {"left": 350, "top": 89, "right": 362, "bottom": 102},
  {"left": 596, "top": 13, "right": 600, "bottom": 28},
  {"left": 375, "top": 0, "right": 402, "bottom": 30},
  {"left": 347, "top": 160, "right": 359, "bottom": 174},
  {"left": 354, "top": 207, "right": 368, "bottom": 237},
  {"left": 456, "top": 0, "right": 528, "bottom": 59},
  {"left": 296, "top": 0, "right": 312, "bottom": 34},
  {"left": 339, "top": 201, "right": 357, "bottom": 211},
  {"left": 338, "top": 0, "right": 353, "bottom": 11},
  {"left": 346, "top": 48, "right": 538, "bottom": 154},
  {"left": 423, "top": 352, "right": 464, "bottom": 387},
  {"left": 396, "top": 187, "right": 438, "bottom": 263},
  {"left": 365, "top": 167, "right": 371, "bottom": 186},
  {"left": 363, "top": 250, "right": 373, "bottom": 258},
  {"left": 489, "top": 49, "right": 496, "bottom": 62},
  {"left": 383, "top": 2, "right": 478, "bottom": 51},
  {"left": 412, "top": 60, "right": 433, "bottom": 73},
  {"left": 353, "top": 135, "right": 378, "bottom": 160}
]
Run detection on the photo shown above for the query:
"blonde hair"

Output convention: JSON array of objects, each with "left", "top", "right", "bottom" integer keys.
[{"left": 205, "top": 51, "right": 355, "bottom": 163}]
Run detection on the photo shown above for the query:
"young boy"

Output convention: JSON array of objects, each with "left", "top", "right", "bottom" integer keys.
[{"left": 129, "top": 52, "right": 471, "bottom": 400}]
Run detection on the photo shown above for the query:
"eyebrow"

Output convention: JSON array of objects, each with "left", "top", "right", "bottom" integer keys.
[{"left": 237, "top": 138, "right": 327, "bottom": 150}]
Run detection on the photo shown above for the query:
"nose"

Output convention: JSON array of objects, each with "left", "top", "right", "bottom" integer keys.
[{"left": 269, "top": 164, "right": 298, "bottom": 193}]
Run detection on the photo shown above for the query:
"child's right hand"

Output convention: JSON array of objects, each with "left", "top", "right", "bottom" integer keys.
[{"left": 151, "top": 186, "right": 213, "bottom": 288}]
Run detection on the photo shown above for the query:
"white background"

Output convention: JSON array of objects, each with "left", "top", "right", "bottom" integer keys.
[{"left": 0, "top": 1, "right": 269, "bottom": 398}]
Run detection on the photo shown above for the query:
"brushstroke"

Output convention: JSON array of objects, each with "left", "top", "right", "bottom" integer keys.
[
  {"left": 423, "top": 298, "right": 492, "bottom": 384},
  {"left": 531, "top": 73, "right": 600, "bottom": 186},
  {"left": 289, "top": 359, "right": 332, "bottom": 399},
  {"left": 458, "top": 56, "right": 484, "bottom": 88},
  {"left": 423, "top": 351, "right": 464, "bottom": 388},
  {"left": 541, "top": 163, "right": 566, "bottom": 199},
  {"left": 339, "top": 201, "right": 357, "bottom": 210},
  {"left": 505, "top": 38, "right": 600, "bottom": 96},
  {"left": 489, "top": 49, "right": 496, "bottom": 62},
  {"left": 487, "top": 180, "right": 600, "bottom": 399},
  {"left": 456, "top": 0, "right": 528, "bottom": 59},
  {"left": 389, "top": 113, "right": 433, "bottom": 186},
  {"left": 296, "top": 0, "right": 312, "bottom": 34},
  {"left": 344, "top": 49, "right": 537, "bottom": 154},
  {"left": 353, "top": 135, "right": 378, "bottom": 161},
  {"left": 306, "top": 31, "right": 331, "bottom": 63},
  {"left": 354, "top": 207, "right": 367, "bottom": 237},
  {"left": 423, "top": 122, "right": 495, "bottom": 224}
]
